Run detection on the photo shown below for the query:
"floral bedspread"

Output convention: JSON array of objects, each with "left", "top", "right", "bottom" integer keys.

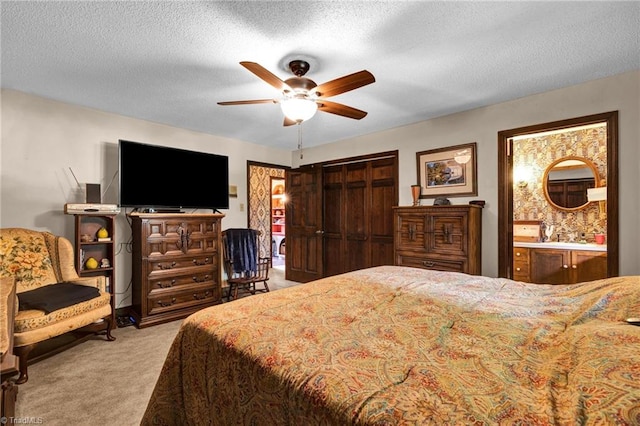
[{"left": 141, "top": 266, "right": 640, "bottom": 425}]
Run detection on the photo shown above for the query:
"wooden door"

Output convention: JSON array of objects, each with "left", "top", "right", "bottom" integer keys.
[
  {"left": 322, "top": 163, "right": 347, "bottom": 277},
  {"left": 323, "top": 156, "right": 396, "bottom": 277},
  {"left": 285, "top": 165, "right": 323, "bottom": 282},
  {"left": 369, "top": 157, "right": 397, "bottom": 267}
]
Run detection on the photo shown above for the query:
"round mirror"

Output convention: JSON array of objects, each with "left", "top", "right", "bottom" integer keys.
[{"left": 543, "top": 156, "right": 600, "bottom": 211}]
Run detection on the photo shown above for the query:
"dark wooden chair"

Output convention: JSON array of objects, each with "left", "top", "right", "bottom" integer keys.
[{"left": 221, "top": 229, "right": 270, "bottom": 301}]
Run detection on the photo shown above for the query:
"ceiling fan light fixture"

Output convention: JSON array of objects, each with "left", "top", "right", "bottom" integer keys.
[{"left": 280, "top": 97, "right": 318, "bottom": 123}]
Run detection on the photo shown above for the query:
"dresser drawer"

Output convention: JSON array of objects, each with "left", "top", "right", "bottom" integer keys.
[
  {"left": 148, "top": 254, "right": 216, "bottom": 274},
  {"left": 146, "top": 283, "right": 218, "bottom": 316},
  {"left": 145, "top": 237, "right": 218, "bottom": 257},
  {"left": 143, "top": 218, "right": 219, "bottom": 257},
  {"left": 395, "top": 252, "right": 466, "bottom": 273},
  {"left": 148, "top": 269, "right": 216, "bottom": 293}
]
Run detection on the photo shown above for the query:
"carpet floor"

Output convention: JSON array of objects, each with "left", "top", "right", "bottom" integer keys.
[{"left": 13, "top": 267, "right": 299, "bottom": 426}]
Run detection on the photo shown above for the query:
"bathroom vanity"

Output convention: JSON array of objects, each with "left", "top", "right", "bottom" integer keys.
[{"left": 513, "top": 242, "right": 607, "bottom": 284}]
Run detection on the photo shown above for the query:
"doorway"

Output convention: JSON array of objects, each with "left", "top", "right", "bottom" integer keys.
[
  {"left": 497, "top": 111, "right": 619, "bottom": 279},
  {"left": 247, "top": 161, "right": 288, "bottom": 265},
  {"left": 271, "top": 177, "right": 286, "bottom": 269}
]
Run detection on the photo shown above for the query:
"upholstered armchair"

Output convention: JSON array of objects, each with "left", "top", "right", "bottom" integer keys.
[
  {"left": 0, "top": 228, "right": 115, "bottom": 384},
  {"left": 1, "top": 275, "right": 18, "bottom": 417}
]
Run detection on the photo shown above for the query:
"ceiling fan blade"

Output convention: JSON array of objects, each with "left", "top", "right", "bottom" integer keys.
[
  {"left": 313, "top": 70, "right": 375, "bottom": 98},
  {"left": 317, "top": 100, "right": 368, "bottom": 120},
  {"left": 240, "top": 61, "right": 292, "bottom": 92},
  {"left": 217, "top": 99, "right": 276, "bottom": 105},
  {"left": 283, "top": 116, "right": 297, "bottom": 127}
]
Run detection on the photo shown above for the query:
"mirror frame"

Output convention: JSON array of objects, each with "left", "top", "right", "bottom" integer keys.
[{"left": 542, "top": 155, "right": 600, "bottom": 212}]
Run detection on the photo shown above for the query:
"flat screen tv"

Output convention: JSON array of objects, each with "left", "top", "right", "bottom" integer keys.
[{"left": 118, "top": 139, "right": 229, "bottom": 211}]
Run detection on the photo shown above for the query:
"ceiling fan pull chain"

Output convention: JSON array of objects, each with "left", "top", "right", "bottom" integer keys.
[{"left": 298, "top": 123, "right": 304, "bottom": 159}]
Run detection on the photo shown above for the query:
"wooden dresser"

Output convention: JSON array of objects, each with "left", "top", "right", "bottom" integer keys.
[
  {"left": 129, "top": 213, "right": 224, "bottom": 328},
  {"left": 393, "top": 205, "right": 482, "bottom": 275}
]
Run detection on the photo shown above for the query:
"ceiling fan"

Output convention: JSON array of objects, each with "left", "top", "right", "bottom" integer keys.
[{"left": 218, "top": 60, "right": 375, "bottom": 126}]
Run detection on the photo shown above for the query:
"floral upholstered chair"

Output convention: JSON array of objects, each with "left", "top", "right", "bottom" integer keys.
[{"left": 0, "top": 228, "right": 115, "bottom": 384}]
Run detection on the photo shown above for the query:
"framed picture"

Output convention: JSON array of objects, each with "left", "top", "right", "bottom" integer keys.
[{"left": 416, "top": 142, "right": 477, "bottom": 198}]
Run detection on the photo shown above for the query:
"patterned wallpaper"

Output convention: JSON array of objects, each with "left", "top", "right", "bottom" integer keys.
[
  {"left": 513, "top": 124, "right": 607, "bottom": 242},
  {"left": 248, "top": 164, "right": 285, "bottom": 258}
]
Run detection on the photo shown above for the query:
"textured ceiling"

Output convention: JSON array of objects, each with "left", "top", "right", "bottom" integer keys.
[{"left": 2, "top": 1, "right": 639, "bottom": 150}]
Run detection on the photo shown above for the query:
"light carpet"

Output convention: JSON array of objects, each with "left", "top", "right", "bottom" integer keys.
[{"left": 13, "top": 267, "right": 299, "bottom": 426}]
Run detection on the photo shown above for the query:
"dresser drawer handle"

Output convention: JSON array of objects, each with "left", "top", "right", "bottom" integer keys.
[
  {"left": 158, "top": 280, "right": 176, "bottom": 288},
  {"left": 516, "top": 267, "right": 521, "bottom": 272},
  {"left": 192, "top": 275, "right": 210, "bottom": 283},
  {"left": 409, "top": 223, "right": 417, "bottom": 241},
  {"left": 158, "top": 297, "right": 176, "bottom": 307},
  {"left": 193, "top": 291, "right": 210, "bottom": 300},
  {"left": 423, "top": 261, "right": 435, "bottom": 268},
  {"left": 193, "top": 258, "right": 210, "bottom": 266},
  {"left": 159, "top": 262, "right": 177, "bottom": 270},
  {"left": 516, "top": 252, "right": 521, "bottom": 256},
  {"left": 442, "top": 224, "right": 453, "bottom": 244}
]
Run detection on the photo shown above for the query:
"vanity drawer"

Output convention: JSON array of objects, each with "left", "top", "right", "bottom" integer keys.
[{"left": 513, "top": 247, "right": 531, "bottom": 282}]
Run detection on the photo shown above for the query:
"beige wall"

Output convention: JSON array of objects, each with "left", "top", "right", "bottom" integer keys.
[
  {"left": 2, "top": 70, "right": 638, "bottom": 308},
  {"left": 293, "top": 70, "right": 640, "bottom": 277},
  {"left": 1, "top": 89, "right": 291, "bottom": 307}
]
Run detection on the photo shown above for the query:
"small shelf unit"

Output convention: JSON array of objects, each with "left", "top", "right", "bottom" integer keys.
[{"left": 71, "top": 213, "right": 117, "bottom": 324}]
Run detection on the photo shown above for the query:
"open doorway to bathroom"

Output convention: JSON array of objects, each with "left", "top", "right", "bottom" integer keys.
[
  {"left": 497, "top": 111, "right": 618, "bottom": 280},
  {"left": 247, "top": 161, "right": 288, "bottom": 268}
]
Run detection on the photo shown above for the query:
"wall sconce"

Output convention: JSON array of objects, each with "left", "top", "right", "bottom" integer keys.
[
  {"left": 587, "top": 186, "right": 607, "bottom": 216},
  {"left": 513, "top": 165, "right": 533, "bottom": 189}
]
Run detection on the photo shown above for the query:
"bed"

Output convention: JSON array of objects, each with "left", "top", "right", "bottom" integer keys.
[{"left": 141, "top": 265, "right": 640, "bottom": 425}]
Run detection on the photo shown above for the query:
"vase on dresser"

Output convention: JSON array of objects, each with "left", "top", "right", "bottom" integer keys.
[{"left": 411, "top": 185, "right": 421, "bottom": 206}]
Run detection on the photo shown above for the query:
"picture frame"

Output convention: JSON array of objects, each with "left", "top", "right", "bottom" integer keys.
[{"left": 416, "top": 142, "right": 477, "bottom": 198}]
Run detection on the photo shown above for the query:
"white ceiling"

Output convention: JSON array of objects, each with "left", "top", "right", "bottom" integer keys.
[{"left": 2, "top": 1, "right": 638, "bottom": 150}]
